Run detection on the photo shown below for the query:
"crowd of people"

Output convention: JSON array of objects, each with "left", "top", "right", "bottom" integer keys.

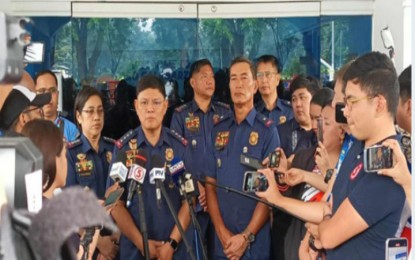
[{"left": 0, "top": 51, "right": 412, "bottom": 260}]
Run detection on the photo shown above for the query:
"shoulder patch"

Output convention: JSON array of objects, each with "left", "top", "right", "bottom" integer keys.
[
  {"left": 66, "top": 138, "right": 82, "bottom": 149},
  {"left": 175, "top": 103, "right": 189, "bottom": 113},
  {"left": 280, "top": 99, "right": 291, "bottom": 106},
  {"left": 103, "top": 136, "right": 115, "bottom": 144},
  {"left": 214, "top": 101, "right": 231, "bottom": 110},
  {"left": 168, "top": 129, "right": 188, "bottom": 146},
  {"left": 256, "top": 113, "right": 274, "bottom": 128},
  {"left": 115, "top": 129, "right": 135, "bottom": 149}
]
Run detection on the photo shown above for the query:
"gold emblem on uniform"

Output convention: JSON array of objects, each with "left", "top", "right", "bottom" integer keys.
[
  {"left": 249, "top": 131, "right": 259, "bottom": 146},
  {"left": 215, "top": 131, "right": 230, "bottom": 150},
  {"left": 165, "top": 148, "right": 174, "bottom": 162},
  {"left": 185, "top": 116, "right": 200, "bottom": 133},
  {"left": 106, "top": 151, "right": 112, "bottom": 164},
  {"left": 129, "top": 139, "right": 138, "bottom": 150},
  {"left": 279, "top": 116, "right": 287, "bottom": 124},
  {"left": 125, "top": 149, "right": 137, "bottom": 168},
  {"left": 75, "top": 153, "right": 93, "bottom": 174}
]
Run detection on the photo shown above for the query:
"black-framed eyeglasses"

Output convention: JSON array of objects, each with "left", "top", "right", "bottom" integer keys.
[
  {"left": 23, "top": 107, "right": 44, "bottom": 118},
  {"left": 82, "top": 108, "right": 104, "bottom": 117}
]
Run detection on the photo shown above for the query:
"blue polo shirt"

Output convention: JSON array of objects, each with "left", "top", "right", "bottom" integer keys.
[
  {"left": 107, "top": 127, "right": 195, "bottom": 260},
  {"left": 277, "top": 118, "right": 316, "bottom": 158},
  {"left": 54, "top": 116, "right": 79, "bottom": 142},
  {"left": 66, "top": 134, "right": 115, "bottom": 198},
  {"left": 255, "top": 98, "right": 294, "bottom": 125},
  {"left": 329, "top": 137, "right": 405, "bottom": 259},
  {"left": 205, "top": 108, "right": 280, "bottom": 259}
]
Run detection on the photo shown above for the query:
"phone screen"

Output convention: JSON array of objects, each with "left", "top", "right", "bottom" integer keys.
[
  {"left": 242, "top": 171, "right": 268, "bottom": 192},
  {"left": 23, "top": 42, "right": 44, "bottom": 63},
  {"left": 268, "top": 151, "right": 280, "bottom": 168},
  {"left": 335, "top": 103, "right": 347, "bottom": 124},
  {"left": 364, "top": 145, "right": 393, "bottom": 172},
  {"left": 104, "top": 188, "right": 124, "bottom": 207},
  {"left": 386, "top": 238, "right": 407, "bottom": 260}
]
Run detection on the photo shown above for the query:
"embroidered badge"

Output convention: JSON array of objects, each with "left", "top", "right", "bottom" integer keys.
[
  {"left": 350, "top": 163, "right": 363, "bottom": 180},
  {"left": 249, "top": 131, "right": 259, "bottom": 146},
  {"left": 165, "top": 148, "right": 174, "bottom": 162},
  {"left": 279, "top": 116, "right": 287, "bottom": 124},
  {"left": 215, "top": 131, "right": 230, "bottom": 150}
]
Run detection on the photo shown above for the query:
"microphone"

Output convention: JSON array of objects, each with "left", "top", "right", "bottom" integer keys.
[
  {"left": 109, "top": 152, "right": 128, "bottom": 184},
  {"left": 149, "top": 155, "right": 165, "bottom": 208},
  {"left": 126, "top": 150, "right": 148, "bottom": 208},
  {"left": 169, "top": 157, "right": 198, "bottom": 197}
]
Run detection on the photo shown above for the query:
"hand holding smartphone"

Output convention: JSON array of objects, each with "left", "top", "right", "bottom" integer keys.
[
  {"left": 363, "top": 145, "right": 393, "bottom": 172},
  {"left": 104, "top": 188, "right": 124, "bottom": 209},
  {"left": 242, "top": 171, "right": 269, "bottom": 192}
]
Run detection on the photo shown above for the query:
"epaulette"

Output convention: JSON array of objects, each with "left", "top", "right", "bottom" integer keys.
[
  {"left": 115, "top": 129, "right": 136, "bottom": 149},
  {"left": 214, "top": 100, "right": 231, "bottom": 110},
  {"left": 103, "top": 136, "right": 116, "bottom": 144},
  {"left": 256, "top": 113, "right": 274, "bottom": 128},
  {"left": 174, "top": 103, "right": 189, "bottom": 113},
  {"left": 280, "top": 99, "right": 292, "bottom": 107},
  {"left": 66, "top": 138, "right": 82, "bottom": 149},
  {"left": 168, "top": 129, "right": 188, "bottom": 146}
]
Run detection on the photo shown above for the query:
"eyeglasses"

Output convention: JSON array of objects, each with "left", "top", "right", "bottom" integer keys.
[
  {"left": 256, "top": 71, "right": 278, "bottom": 80},
  {"left": 343, "top": 95, "right": 372, "bottom": 110},
  {"left": 138, "top": 99, "right": 164, "bottom": 110},
  {"left": 36, "top": 86, "right": 58, "bottom": 95},
  {"left": 82, "top": 108, "right": 104, "bottom": 117},
  {"left": 23, "top": 107, "right": 44, "bottom": 118}
]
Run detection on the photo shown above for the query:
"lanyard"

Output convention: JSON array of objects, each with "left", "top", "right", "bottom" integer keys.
[{"left": 335, "top": 134, "right": 355, "bottom": 173}]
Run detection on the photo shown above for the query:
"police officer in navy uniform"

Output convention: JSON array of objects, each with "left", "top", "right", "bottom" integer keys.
[
  {"left": 66, "top": 86, "right": 114, "bottom": 199},
  {"left": 255, "top": 55, "right": 294, "bottom": 125},
  {"left": 170, "top": 59, "right": 231, "bottom": 254},
  {"left": 205, "top": 57, "right": 280, "bottom": 259},
  {"left": 107, "top": 75, "right": 195, "bottom": 260},
  {"left": 277, "top": 75, "right": 321, "bottom": 159}
]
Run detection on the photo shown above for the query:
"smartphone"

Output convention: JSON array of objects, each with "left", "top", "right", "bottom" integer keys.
[
  {"left": 23, "top": 42, "right": 44, "bottom": 63},
  {"left": 242, "top": 171, "right": 268, "bottom": 192},
  {"left": 385, "top": 238, "right": 407, "bottom": 260},
  {"left": 240, "top": 154, "right": 263, "bottom": 170},
  {"left": 363, "top": 145, "right": 393, "bottom": 173},
  {"left": 317, "top": 118, "right": 324, "bottom": 143},
  {"left": 104, "top": 188, "right": 124, "bottom": 207},
  {"left": 268, "top": 151, "right": 280, "bottom": 168},
  {"left": 335, "top": 103, "right": 347, "bottom": 124}
]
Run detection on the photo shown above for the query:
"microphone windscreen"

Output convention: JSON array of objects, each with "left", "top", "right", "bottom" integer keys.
[
  {"left": 135, "top": 149, "right": 148, "bottom": 168},
  {"left": 169, "top": 157, "right": 185, "bottom": 187},
  {"left": 151, "top": 154, "right": 164, "bottom": 168},
  {"left": 28, "top": 187, "right": 118, "bottom": 260}
]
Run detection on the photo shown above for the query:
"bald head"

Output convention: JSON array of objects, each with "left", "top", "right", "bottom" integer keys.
[{"left": 0, "top": 71, "right": 35, "bottom": 110}]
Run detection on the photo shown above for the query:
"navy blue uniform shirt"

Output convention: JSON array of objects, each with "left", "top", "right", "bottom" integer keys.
[
  {"left": 170, "top": 99, "right": 231, "bottom": 179},
  {"left": 107, "top": 127, "right": 195, "bottom": 260},
  {"left": 255, "top": 97, "right": 294, "bottom": 125},
  {"left": 277, "top": 118, "right": 316, "bottom": 158},
  {"left": 205, "top": 108, "right": 280, "bottom": 259},
  {"left": 66, "top": 134, "right": 114, "bottom": 198}
]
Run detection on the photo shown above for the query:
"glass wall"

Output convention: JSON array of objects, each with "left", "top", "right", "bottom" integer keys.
[{"left": 26, "top": 12, "right": 372, "bottom": 120}]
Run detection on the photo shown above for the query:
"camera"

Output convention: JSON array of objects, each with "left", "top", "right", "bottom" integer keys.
[
  {"left": 268, "top": 150, "right": 280, "bottom": 168},
  {"left": 363, "top": 145, "right": 393, "bottom": 172},
  {"left": 242, "top": 171, "right": 268, "bottom": 192}
]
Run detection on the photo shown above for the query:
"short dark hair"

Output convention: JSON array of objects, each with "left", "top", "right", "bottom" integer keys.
[
  {"left": 74, "top": 86, "right": 104, "bottom": 130},
  {"left": 289, "top": 75, "right": 322, "bottom": 96},
  {"left": 334, "top": 60, "right": 353, "bottom": 83},
  {"left": 256, "top": 54, "right": 282, "bottom": 73},
  {"left": 136, "top": 75, "right": 166, "bottom": 98},
  {"left": 311, "top": 88, "right": 334, "bottom": 109},
  {"left": 190, "top": 59, "right": 213, "bottom": 77},
  {"left": 21, "top": 119, "right": 63, "bottom": 192},
  {"left": 34, "top": 70, "right": 58, "bottom": 86},
  {"left": 398, "top": 65, "right": 411, "bottom": 102},
  {"left": 343, "top": 51, "right": 399, "bottom": 116},
  {"left": 230, "top": 56, "right": 256, "bottom": 80}
]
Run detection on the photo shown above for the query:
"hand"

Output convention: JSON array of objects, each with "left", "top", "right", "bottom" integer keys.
[
  {"left": 298, "top": 232, "right": 320, "bottom": 260},
  {"left": 285, "top": 168, "right": 306, "bottom": 186},
  {"left": 104, "top": 182, "right": 120, "bottom": 199},
  {"left": 197, "top": 181, "right": 207, "bottom": 211},
  {"left": 218, "top": 227, "right": 233, "bottom": 249},
  {"left": 315, "top": 142, "right": 330, "bottom": 175},
  {"left": 305, "top": 223, "right": 320, "bottom": 239},
  {"left": 155, "top": 241, "right": 174, "bottom": 260},
  {"left": 223, "top": 234, "right": 249, "bottom": 259},
  {"left": 378, "top": 139, "right": 411, "bottom": 187},
  {"left": 97, "top": 235, "right": 119, "bottom": 259},
  {"left": 140, "top": 240, "right": 163, "bottom": 259},
  {"left": 256, "top": 168, "right": 282, "bottom": 203}
]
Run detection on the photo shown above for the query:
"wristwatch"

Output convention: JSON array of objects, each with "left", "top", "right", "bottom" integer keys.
[
  {"left": 324, "top": 169, "right": 334, "bottom": 183},
  {"left": 242, "top": 230, "right": 255, "bottom": 243},
  {"left": 168, "top": 238, "right": 178, "bottom": 251}
]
